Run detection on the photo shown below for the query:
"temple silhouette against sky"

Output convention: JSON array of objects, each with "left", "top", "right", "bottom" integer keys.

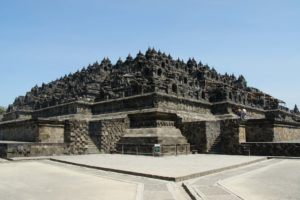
[{"left": 1, "top": 48, "right": 300, "bottom": 158}]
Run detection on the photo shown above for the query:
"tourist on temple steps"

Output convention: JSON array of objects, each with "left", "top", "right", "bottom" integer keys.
[{"left": 241, "top": 109, "right": 247, "bottom": 120}]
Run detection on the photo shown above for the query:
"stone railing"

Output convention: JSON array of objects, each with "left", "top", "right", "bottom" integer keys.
[{"left": 115, "top": 143, "right": 190, "bottom": 156}]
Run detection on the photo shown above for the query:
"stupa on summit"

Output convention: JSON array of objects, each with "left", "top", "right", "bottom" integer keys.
[{"left": 1, "top": 48, "right": 300, "bottom": 158}]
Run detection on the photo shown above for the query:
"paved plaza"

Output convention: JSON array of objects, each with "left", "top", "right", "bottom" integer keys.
[
  {"left": 0, "top": 161, "right": 139, "bottom": 200},
  {"left": 0, "top": 154, "right": 299, "bottom": 200}
]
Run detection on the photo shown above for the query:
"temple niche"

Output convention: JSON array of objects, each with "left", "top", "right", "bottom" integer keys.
[{"left": 1, "top": 48, "right": 300, "bottom": 158}]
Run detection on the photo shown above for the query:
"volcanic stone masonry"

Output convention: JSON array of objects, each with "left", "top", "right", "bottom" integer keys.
[{"left": 0, "top": 48, "right": 300, "bottom": 158}]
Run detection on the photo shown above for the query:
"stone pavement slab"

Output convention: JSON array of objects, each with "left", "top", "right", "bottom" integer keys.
[
  {"left": 184, "top": 158, "right": 300, "bottom": 200},
  {"left": 50, "top": 154, "right": 265, "bottom": 181},
  {"left": 43, "top": 160, "right": 189, "bottom": 200},
  {"left": 0, "top": 161, "right": 138, "bottom": 200},
  {"left": 220, "top": 159, "right": 300, "bottom": 200}
]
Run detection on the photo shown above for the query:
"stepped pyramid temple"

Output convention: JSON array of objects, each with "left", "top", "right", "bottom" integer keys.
[{"left": 1, "top": 48, "right": 300, "bottom": 158}]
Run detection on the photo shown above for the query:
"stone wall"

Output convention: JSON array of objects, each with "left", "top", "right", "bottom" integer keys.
[
  {"left": 156, "top": 93, "right": 211, "bottom": 115},
  {"left": 0, "top": 143, "right": 8, "bottom": 157},
  {"left": 242, "top": 142, "right": 300, "bottom": 157},
  {"left": 64, "top": 118, "right": 127, "bottom": 154},
  {"left": 92, "top": 94, "right": 155, "bottom": 115},
  {"left": 2, "top": 112, "right": 18, "bottom": 121},
  {"left": 246, "top": 119, "right": 300, "bottom": 142},
  {"left": 0, "top": 120, "right": 39, "bottom": 142},
  {"left": 239, "top": 125, "right": 246, "bottom": 143},
  {"left": 212, "top": 101, "right": 266, "bottom": 119},
  {"left": 2, "top": 102, "right": 93, "bottom": 121},
  {"left": 2, "top": 111, "right": 32, "bottom": 121},
  {"left": 2, "top": 143, "right": 66, "bottom": 158},
  {"left": 92, "top": 93, "right": 213, "bottom": 122},
  {"left": 117, "top": 112, "right": 189, "bottom": 155},
  {"left": 30, "top": 143, "right": 66, "bottom": 157},
  {"left": 273, "top": 124, "right": 300, "bottom": 142},
  {"left": 64, "top": 120, "right": 89, "bottom": 154},
  {"left": 219, "top": 119, "right": 243, "bottom": 154},
  {"left": 98, "top": 118, "right": 128, "bottom": 153},
  {"left": 32, "top": 102, "right": 92, "bottom": 119},
  {"left": 0, "top": 119, "right": 65, "bottom": 143},
  {"left": 246, "top": 120, "right": 274, "bottom": 142},
  {"left": 38, "top": 123, "right": 64, "bottom": 143},
  {"left": 231, "top": 103, "right": 265, "bottom": 119}
]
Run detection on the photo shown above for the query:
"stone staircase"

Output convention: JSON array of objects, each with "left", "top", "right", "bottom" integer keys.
[
  {"left": 86, "top": 136, "right": 101, "bottom": 154},
  {"left": 208, "top": 135, "right": 221, "bottom": 153}
]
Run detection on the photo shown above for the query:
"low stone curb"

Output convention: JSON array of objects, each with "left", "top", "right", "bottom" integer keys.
[
  {"left": 267, "top": 156, "right": 300, "bottom": 160},
  {"left": 175, "top": 157, "right": 266, "bottom": 182},
  {"left": 50, "top": 157, "right": 266, "bottom": 182},
  {"left": 8, "top": 156, "right": 53, "bottom": 161},
  {"left": 50, "top": 158, "right": 177, "bottom": 181},
  {"left": 182, "top": 182, "right": 202, "bottom": 200}
]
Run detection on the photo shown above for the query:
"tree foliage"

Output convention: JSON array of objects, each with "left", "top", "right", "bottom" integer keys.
[{"left": 0, "top": 106, "right": 6, "bottom": 114}]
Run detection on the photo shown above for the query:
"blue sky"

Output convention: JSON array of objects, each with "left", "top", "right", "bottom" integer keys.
[{"left": 0, "top": 0, "right": 299, "bottom": 109}]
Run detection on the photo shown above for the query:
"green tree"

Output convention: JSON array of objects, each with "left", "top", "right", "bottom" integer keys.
[{"left": 0, "top": 106, "right": 6, "bottom": 114}]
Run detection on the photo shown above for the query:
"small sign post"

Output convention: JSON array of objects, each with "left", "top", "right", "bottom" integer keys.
[{"left": 153, "top": 144, "right": 161, "bottom": 156}]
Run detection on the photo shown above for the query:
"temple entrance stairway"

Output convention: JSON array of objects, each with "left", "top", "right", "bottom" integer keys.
[{"left": 86, "top": 136, "right": 101, "bottom": 154}]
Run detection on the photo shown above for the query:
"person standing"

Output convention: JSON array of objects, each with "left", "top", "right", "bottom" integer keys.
[{"left": 241, "top": 109, "right": 247, "bottom": 120}]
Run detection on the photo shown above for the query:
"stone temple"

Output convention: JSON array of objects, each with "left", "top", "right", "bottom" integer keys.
[{"left": 1, "top": 48, "right": 300, "bottom": 158}]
